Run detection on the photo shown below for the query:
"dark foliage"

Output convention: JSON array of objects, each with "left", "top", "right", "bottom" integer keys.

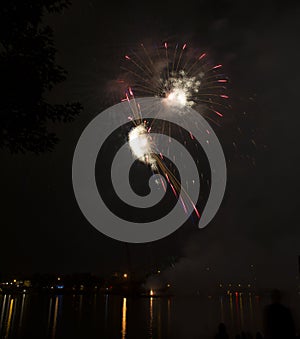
[{"left": 0, "top": 0, "right": 82, "bottom": 153}]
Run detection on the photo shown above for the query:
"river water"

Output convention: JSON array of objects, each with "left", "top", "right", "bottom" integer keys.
[{"left": 1, "top": 292, "right": 299, "bottom": 338}]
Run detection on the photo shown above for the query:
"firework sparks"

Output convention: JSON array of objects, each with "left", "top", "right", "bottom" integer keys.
[
  {"left": 121, "top": 42, "right": 228, "bottom": 118},
  {"left": 118, "top": 42, "right": 228, "bottom": 219}
]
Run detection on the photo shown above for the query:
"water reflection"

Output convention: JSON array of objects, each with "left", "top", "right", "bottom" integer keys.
[
  {"left": 47, "top": 297, "right": 53, "bottom": 330},
  {"left": 149, "top": 297, "right": 153, "bottom": 339},
  {"left": 0, "top": 294, "right": 7, "bottom": 329},
  {"left": 51, "top": 296, "right": 59, "bottom": 338},
  {"left": 121, "top": 297, "right": 127, "bottom": 339},
  {"left": 157, "top": 298, "right": 161, "bottom": 339},
  {"left": 239, "top": 293, "right": 244, "bottom": 329},
  {"left": 0, "top": 292, "right": 289, "bottom": 339},
  {"left": 46, "top": 295, "right": 62, "bottom": 338},
  {"left": 78, "top": 294, "right": 83, "bottom": 322},
  {"left": 229, "top": 293, "right": 234, "bottom": 325},
  {"left": 220, "top": 297, "right": 224, "bottom": 323},
  {"left": 104, "top": 293, "right": 109, "bottom": 330},
  {"left": 19, "top": 293, "right": 26, "bottom": 330},
  {"left": 249, "top": 294, "right": 253, "bottom": 327},
  {"left": 0, "top": 295, "right": 14, "bottom": 339},
  {"left": 167, "top": 298, "right": 171, "bottom": 337},
  {"left": 5, "top": 297, "right": 14, "bottom": 338}
]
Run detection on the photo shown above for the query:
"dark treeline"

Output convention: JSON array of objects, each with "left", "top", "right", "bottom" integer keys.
[{"left": 0, "top": 0, "right": 82, "bottom": 153}]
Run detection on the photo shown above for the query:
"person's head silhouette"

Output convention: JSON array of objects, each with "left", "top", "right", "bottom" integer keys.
[
  {"left": 263, "top": 288, "right": 295, "bottom": 339},
  {"left": 218, "top": 323, "right": 226, "bottom": 332}
]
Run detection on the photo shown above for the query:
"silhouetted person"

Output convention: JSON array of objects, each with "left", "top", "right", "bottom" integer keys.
[
  {"left": 263, "top": 289, "right": 295, "bottom": 339},
  {"left": 255, "top": 332, "right": 263, "bottom": 339},
  {"left": 215, "top": 323, "right": 229, "bottom": 339}
]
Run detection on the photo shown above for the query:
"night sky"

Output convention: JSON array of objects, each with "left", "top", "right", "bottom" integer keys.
[{"left": 1, "top": 0, "right": 300, "bottom": 288}]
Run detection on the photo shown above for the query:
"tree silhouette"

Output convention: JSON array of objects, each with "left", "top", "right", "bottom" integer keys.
[{"left": 0, "top": 0, "right": 82, "bottom": 153}]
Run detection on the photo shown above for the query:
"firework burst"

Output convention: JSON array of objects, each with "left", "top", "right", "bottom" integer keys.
[
  {"left": 122, "top": 42, "right": 228, "bottom": 119},
  {"left": 118, "top": 42, "right": 228, "bottom": 219}
]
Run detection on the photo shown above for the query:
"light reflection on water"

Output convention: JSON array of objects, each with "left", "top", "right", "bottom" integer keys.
[
  {"left": 0, "top": 292, "right": 299, "bottom": 339},
  {"left": 121, "top": 297, "right": 127, "bottom": 339},
  {"left": 149, "top": 297, "right": 153, "bottom": 339},
  {"left": 0, "top": 295, "right": 15, "bottom": 339},
  {"left": 18, "top": 294, "right": 25, "bottom": 333},
  {"left": 6, "top": 298, "right": 14, "bottom": 338}
]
